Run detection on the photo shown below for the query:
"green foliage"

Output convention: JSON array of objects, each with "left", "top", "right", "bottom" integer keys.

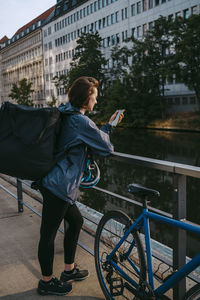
[
  {"left": 172, "top": 15, "right": 200, "bottom": 109},
  {"left": 47, "top": 96, "right": 57, "bottom": 107},
  {"left": 54, "top": 32, "right": 107, "bottom": 95},
  {"left": 54, "top": 15, "right": 200, "bottom": 126},
  {"left": 9, "top": 78, "right": 34, "bottom": 106}
]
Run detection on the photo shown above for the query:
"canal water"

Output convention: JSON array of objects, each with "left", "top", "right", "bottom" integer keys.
[{"left": 79, "top": 128, "right": 200, "bottom": 258}]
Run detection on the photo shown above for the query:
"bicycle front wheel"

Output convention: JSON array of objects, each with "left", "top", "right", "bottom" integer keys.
[
  {"left": 94, "top": 210, "right": 146, "bottom": 300},
  {"left": 183, "top": 284, "right": 200, "bottom": 300}
]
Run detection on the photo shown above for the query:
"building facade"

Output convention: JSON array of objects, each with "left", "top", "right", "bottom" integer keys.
[
  {"left": 1, "top": 0, "right": 199, "bottom": 110},
  {"left": 0, "top": 6, "right": 55, "bottom": 106},
  {"left": 42, "top": 0, "right": 200, "bottom": 111}
]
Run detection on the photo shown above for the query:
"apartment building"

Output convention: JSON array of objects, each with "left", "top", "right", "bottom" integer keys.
[
  {"left": 42, "top": 0, "right": 200, "bottom": 111},
  {"left": 0, "top": 6, "right": 55, "bottom": 106}
]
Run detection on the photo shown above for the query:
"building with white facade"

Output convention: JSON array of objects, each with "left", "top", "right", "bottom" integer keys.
[
  {"left": 42, "top": 0, "right": 200, "bottom": 111},
  {"left": 0, "top": 6, "right": 55, "bottom": 106}
]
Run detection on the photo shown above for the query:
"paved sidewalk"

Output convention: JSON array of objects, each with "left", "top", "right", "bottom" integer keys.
[{"left": 0, "top": 176, "right": 104, "bottom": 300}]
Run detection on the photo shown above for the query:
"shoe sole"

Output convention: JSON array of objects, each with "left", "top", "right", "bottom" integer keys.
[
  {"left": 37, "top": 287, "right": 72, "bottom": 296},
  {"left": 61, "top": 273, "right": 90, "bottom": 283}
]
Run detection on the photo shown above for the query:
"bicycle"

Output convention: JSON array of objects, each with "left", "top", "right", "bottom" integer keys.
[{"left": 94, "top": 183, "right": 200, "bottom": 299}]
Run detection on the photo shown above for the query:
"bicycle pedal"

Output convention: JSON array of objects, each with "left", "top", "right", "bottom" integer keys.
[{"left": 110, "top": 277, "right": 124, "bottom": 296}]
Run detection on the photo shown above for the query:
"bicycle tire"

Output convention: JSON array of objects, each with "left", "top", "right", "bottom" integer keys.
[
  {"left": 94, "top": 210, "right": 147, "bottom": 300},
  {"left": 182, "top": 284, "right": 200, "bottom": 300}
]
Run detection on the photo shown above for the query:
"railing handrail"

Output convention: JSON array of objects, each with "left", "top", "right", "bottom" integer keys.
[{"left": 112, "top": 151, "right": 200, "bottom": 178}]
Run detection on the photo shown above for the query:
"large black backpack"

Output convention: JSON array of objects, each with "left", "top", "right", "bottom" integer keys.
[{"left": 0, "top": 102, "right": 65, "bottom": 180}]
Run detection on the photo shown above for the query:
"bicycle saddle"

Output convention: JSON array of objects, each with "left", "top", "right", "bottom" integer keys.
[{"left": 128, "top": 183, "right": 160, "bottom": 198}]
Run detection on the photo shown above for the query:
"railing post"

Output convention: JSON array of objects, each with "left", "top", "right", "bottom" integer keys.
[
  {"left": 173, "top": 174, "right": 186, "bottom": 299},
  {"left": 17, "top": 179, "right": 24, "bottom": 212}
]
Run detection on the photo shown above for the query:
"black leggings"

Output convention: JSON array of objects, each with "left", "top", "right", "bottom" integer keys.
[{"left": 38, "top": 187, "right": 83, "bottom": 276}]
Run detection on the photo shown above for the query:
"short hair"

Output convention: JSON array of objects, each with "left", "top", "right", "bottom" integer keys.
[{"left": 68, "top": 76, "right": 99, "bottom": 108}]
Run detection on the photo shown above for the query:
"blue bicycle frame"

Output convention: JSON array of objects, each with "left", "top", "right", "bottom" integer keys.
[{"left": 107, "top": 208, "right": 200, "bottom": 298}]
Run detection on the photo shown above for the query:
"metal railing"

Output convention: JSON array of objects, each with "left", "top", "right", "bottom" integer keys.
[{"left": 1, "top": 151, "right": 200, "bottom": 299}]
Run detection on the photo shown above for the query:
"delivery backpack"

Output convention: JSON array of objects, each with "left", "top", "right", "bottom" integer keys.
[{"left": 0, "top": 102, "right": 76, "bottom": 181}]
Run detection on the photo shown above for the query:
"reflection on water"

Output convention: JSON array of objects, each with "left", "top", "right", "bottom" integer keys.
[{"left": 79, "top": 129, "right": 200, "bottom": 257}]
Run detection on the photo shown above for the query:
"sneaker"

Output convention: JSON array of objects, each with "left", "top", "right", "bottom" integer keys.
[
  {"left": 37, "top": 276, "right": 72, "bottom": 296},
  {"left": 60, "top": 265, "right": 89, "bottom": 282}
]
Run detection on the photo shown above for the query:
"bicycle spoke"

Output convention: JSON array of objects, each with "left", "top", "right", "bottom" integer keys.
[{"left": 95, "top": 210, "right": 146, "bottom": 300}]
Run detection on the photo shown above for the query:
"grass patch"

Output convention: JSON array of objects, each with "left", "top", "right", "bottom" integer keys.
[{"left": 148, "top": 112, "right": 200, "bottom": 131}]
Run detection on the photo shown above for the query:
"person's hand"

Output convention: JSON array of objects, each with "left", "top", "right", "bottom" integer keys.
[{"left": 109, "top": 110, "right": 125, "bottom": 125}]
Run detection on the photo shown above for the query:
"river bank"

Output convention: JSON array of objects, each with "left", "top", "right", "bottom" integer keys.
[
  {"left": 148, "top": 111, "right": 200, "bottom": 132},
  {"left": 94, "top": 111, "right": 200, "bottom": 132}
]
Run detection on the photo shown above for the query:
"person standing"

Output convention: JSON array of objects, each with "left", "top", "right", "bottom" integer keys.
[{"left": 37, "top": 76, "right": 124, "bottom": 296}]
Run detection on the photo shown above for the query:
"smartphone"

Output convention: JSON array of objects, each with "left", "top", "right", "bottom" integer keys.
[{"left": 111, "top": 109, "right": 125, "bottom": 127}]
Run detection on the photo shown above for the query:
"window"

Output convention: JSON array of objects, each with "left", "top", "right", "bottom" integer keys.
[
  {"left": 43, "top": 30, "right": 47, "bottom": 37},
  {"left": 107, "top": 36, "right": 111, "bottom": 47},
  {"left": 90, "top": 23, "right": 94, "bottom": 32},
  {"left": 90, "top": 3, "right": 93, "bottom": 13},
  {"left": 98, "top": 0, "right": 101, "bottom": 9},
  {"left": 80, "top": 9, "right": 82, "bottom": 18},
  {"left": 115, "top": 11, "right": 119, "bottom": 22},
  {"left": 132, "top": 27, "right": 136, "bottom": 38},
  {"left": 102, "top": 0, "right": 106, "bottom": 7},
  {"left": 143, "top": 23, "right": 147, "bottom": 36},
  {"left": 121, "top": 9, "right": 124, "bottom": 20},
  {"left": 155, "top": 0, "right": 159, "bottom": 5},
  {"left": 125, "top": 7, "right": 128, "bottom": 19},
  {"left": 107, "top": 15, "right": 111, "bottom": 26},
  {"left": 137, "top": 26, "right": 141, "bottom": 38},
  {"left": 116, "top": 33, "right": 120, "bottom": 43},
  {"left": 174, "top": 97, "right": 180, "bottom": 105},
  {"left": 149, "top": 21, "right": 153, "bottom": 31},
  {"left": 48, "top": 27, "right": 51, "bottom": 35},
  {"left": 87, "top": 5, "right": 90, "bottom": 15},
  {"left": 64, "top": 1, "right": 69, "bottom": 10},
  {"left": 149, "top": 0, "right": 153, "bottom": 9},
  {"left": 161, "top": 0, "right": 166, "bottom": 3},
  {"left": 122, "top": 31, "right": 128, "bottom": 41},
  {"left": 143, "top": 0, "right": 147, "bottom": 11},
  {"left": 137, "top": 2, "right": 141, "bottom": 14},
  {"left": 167, "top": 98, "right": 173, "bottom": 105},
  {"left": 98, "top": 19, "right": 102, "bottom": 29},
  {"left": 183, "top": 9, "right": 189, "bottom": 19},
  {"left": 94, "top": 1, "right": 97, "bottom": 11},
  {"left": 182, "top": 97, "right": 188, "bottom": 105},
  {"left": 111, "top": 35, "right": 115, "bottom": 45},
  {"left": 190, "top": 97, "right": 196, "bottom": 104},
  {"left": 48, "top": 42, "right": 52, "bottom": 49},
  {"left": 131, "top": 4, "right": 135, "bottom": 16},
  {"left": 111, "top": 13, "right": 114, "bottom": 23},
  {"left": 103, "top": 17, "right": 106, "bottom": 27}
]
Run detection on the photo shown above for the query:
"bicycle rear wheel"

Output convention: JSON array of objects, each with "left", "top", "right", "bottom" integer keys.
[
  {"left": 183, "top": 284, "right": 200, "bottom": 300},
  {"left": 94, "top": 210, "right": 146, "bottom": 300}
]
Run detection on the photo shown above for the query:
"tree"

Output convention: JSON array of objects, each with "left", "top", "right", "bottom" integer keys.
[
  {"left": 47, "top": 96, "right": 57, "bottom": 107},
  {"left": 9, "top": 78, "right": 34, "bottom": 106},
  {"left": 172, "top": 15, "right": 200, "bottom": 110},
  {"left": 54, "top": 32, "right": 107, "bottom": 96}
]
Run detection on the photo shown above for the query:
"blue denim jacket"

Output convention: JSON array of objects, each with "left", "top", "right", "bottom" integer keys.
[{"left": 42, "top": 103, "right": 114, "bottom": 204}]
